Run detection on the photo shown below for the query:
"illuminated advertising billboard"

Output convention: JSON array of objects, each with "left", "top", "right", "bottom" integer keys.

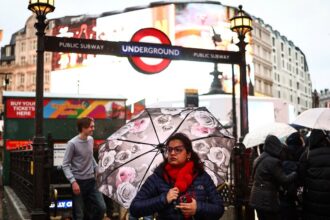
[
  {"left": 173, "top": 3, "right": 254, "bottom": 94},
  {"left": 52, "top": 16, "right": 97, "bottom": 70},
  {"left": 50, "top": 3, "right": 254, "bottom": 100}
]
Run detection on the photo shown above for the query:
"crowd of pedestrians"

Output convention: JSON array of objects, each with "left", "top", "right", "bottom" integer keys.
[{"left": 249, "top": 129, "right": 330, "bottom": 220}]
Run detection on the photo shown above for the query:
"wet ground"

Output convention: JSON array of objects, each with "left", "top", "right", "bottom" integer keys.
[{"left": 0, "top": 184, "right": 9, "bottom": 220}]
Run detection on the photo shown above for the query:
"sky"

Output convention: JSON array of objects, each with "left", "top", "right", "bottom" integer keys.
[{"left": 0, "top": 0, "right": 329, "bottom": 95}]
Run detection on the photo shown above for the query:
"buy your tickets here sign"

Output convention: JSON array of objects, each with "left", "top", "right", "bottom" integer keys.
[{"left": 6, "top": 99, "right": 35, "bottom": 118}]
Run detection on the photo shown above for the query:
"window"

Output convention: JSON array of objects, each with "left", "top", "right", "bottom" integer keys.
[
  {"left": 259, "top": 29, "right": 262, "bottom": 38},
  {"left": 45, "top": 53, "right": 50, "bottom": 63},
  {"left": 278, "top": 91, "right": 281, "bottom": 98},
  {"left": 297, "top": 82, "right": 300, "bottom": 90},
  {"left": 31, "top": 73, "right": 36, "bottom": 84},
  {"left": 278, "top": 74, "right": 280, "bottom": 82},
  {"left": 295, "top": 52, "right": 298, "bottom": 59},
  {"left": 281, "top": 42, "right": 284, "bottom": 51},
  {"left": 297, "top": 97, "right": 300, "bottom": 104},
  {"left": 290, "top": 95, "right": 293, "bottom": 102},
  {"left": 282, "top": 60, "right": 285, "bottom": 68},
  {"left": 33, "top": 40, "right": 37, "bottom": 50},
  {"left": 289, "top": 48, "right": 291, "bottom": 56},
  {"left": 5, "top": 46, "right": 11, "bottom": 56},
  {"left": 21, "top": 56, "right": 26, "bottom": 65},
  {"left": 20, "top": 73, "right": 25, "bottom": 84},
  {"left": 272, "top": 37, "right": 275, "bottom": 46},
  {"left": 45, "top": 71, "right": 50, "bottom": 83},
  {"left": 33, "top": 55, "right": 36, "bottom": 64},
  {"left": 21, "top": 42, "right": 26, "bottom": 52},
  {"left": 290, "top": 79, "right": 292, "bottom": 87}
]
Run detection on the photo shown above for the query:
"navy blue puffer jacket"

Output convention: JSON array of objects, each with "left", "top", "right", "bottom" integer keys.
[{"left": 129, "top": 164, "right": 224, "bottom": 220}]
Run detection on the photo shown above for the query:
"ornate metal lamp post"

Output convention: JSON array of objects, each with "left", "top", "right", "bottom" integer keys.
[
  {"left": 230, "top": 5, "right": 253, "bottom": 220},
  {"left": 230, "top": 5, "right": 253, "bottom": 137},
  {"left": 28, "top": 1, "right": 55, "bottom": 219}
]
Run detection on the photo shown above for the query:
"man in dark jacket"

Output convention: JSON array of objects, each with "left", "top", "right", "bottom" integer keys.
[
  {"left": 299, "top": 129, "right": 330, "bottom": 220},
  {"left": 249, "top": 135, "right": 297, "bottom": 220}
]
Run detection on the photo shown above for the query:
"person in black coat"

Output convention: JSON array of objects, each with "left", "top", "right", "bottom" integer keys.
[
  {"left": 279, "top": 132, "right": 305, "bottom": 220},
  {"left": 249, "top": 135, "right": 297, "bottom": 220},
  {"left": 299, "top": 129, "right": 330, "bottom": 220},
  {"left": 129, "top": 133, "right": 224, "bottom": 220}
]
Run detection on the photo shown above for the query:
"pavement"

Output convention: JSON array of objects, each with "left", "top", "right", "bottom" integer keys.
[{"left": 1, "top": 161, "right": 29, "bottom": 220}]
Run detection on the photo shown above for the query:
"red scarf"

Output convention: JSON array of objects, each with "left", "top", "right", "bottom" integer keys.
[{"left": 164, "top": 161, "right": 195, "bottom": 193}]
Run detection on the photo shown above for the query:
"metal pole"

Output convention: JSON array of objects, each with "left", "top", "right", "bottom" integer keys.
[
  {"left": 31, "top": 14, "right": 47, "bottom": 220},
  {"left": 237, "top": 35, "right": 249, "bottom": 137},
  {"left": 231, "top": 64, "right": 237, "bottom": 139},
  {"left": 237, "top": 34, "right": 253, "bottom": 220}
]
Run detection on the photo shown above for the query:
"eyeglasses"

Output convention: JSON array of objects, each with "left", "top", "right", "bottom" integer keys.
[{"left": 165, "top": 145, "right": 185, "bottom": 154}]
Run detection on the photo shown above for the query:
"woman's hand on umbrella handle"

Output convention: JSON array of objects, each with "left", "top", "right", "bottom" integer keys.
[
  {"left": 176, "top": 198, "right": 197, "bottom": 217},
  {"left": 166, "top": 187, "right": 179, "bottom": 204},
  {"left": 72, "top": 181, "right": 80, "bottom": 195}
]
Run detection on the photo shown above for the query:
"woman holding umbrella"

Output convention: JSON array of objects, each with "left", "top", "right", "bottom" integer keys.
[{"left": 129, "top": 132, "right": 224, "bottom": 220}]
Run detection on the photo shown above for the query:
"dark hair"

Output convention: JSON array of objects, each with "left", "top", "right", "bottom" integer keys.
[
  {"left": 165, "top": 133, "right": 203, "bottom": 173},
  {"left": 310, "top": 129, "right": 330, "bottom": 149},
  {"left": 286, "top": 132, "right": 303, "bottom": 146},
  {"left": 77, "top": 117, "right": 94, "bottom": 133}
]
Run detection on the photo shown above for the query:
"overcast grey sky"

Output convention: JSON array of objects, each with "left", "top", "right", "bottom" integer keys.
[{"left": 0, "top": 0, "right": 329, "bottom": 90}]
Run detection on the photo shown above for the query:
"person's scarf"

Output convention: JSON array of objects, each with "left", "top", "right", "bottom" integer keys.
[
  {"left": 164, "top": 160, "right": 195, "bottom": 193},
  {"left": 164, "top": 161, "right": 196, "bottom": 220}
]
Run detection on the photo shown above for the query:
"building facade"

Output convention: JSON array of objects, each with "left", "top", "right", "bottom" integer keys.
[
  {"left": 0, "top": 15, "right": 52, "bottom": 112},
  {"left": 250, "top": 18, "right": 273, "bottom": 97},
  {"left": 319, "top": 89, "right": 330, "bottom": 108},
  {"left": 266, "top": 25, "right": 312, "bottom": 114}
]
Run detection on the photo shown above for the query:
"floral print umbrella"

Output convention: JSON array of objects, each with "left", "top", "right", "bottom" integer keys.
[{"left": 97, "top": 107, "right": 235, "bottom": 208}]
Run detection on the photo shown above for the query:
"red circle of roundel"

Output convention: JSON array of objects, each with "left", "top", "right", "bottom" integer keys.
[{"left": 128, "top": 28, "right": 172, "bottom": 74}]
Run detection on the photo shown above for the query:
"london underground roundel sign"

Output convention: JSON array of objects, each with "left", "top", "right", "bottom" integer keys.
[{"left": 128, "top": 28, "right": 172, "bottom": 74}]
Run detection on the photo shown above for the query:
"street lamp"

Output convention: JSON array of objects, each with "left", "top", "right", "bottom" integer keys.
[
  {"left": 28, "top": 0, "right": 55, "bottom": 219},
  {"left": 230, "top": 5, "right": 253, "bottom": 220},
  {"left": 230, "top": 5, "right": 253, "bottom": 137}
]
